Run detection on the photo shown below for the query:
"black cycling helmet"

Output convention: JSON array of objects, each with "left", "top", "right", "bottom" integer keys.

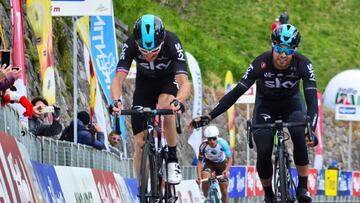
[
  {"left": 271, "top": 24, "right": 301, "bottom": 49},
  {"left": 133, "top": 14, "right": 165, "bottom": 51},
  {"left": 279, "top": 12, "right": 289, "bottom": 24}
]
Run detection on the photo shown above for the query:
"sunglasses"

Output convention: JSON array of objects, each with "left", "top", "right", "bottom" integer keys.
[
  {"left": 207, "top": 137, "right": 217, "bottom": 141},
  {"left": 272, "top": 45, "right": 295, "bottom": 55},
  {"left": 138, "top": 42, "right": 163, "bottom": 55}
]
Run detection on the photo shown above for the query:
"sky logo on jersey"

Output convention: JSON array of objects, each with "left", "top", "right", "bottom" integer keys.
[
  {"left": 243, "top": 64, "right": 254, "bottom": 79},
  {"left": 307, "top": 64, "right": 316, "bottom": 81},
  {"left": 175, "top": 43, "right": 185, "bottom": 61},
  {"left": 264, "top": 78, "right": 299, "bottom": 88},
  {"left": 338, "top": 106, "right": 356, "bottom": 114}
]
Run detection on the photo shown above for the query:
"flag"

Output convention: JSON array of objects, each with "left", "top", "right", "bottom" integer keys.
[
  {"left": 225, "top": 71, "right": 236, "bottom": 154},
  {"left": 314, "top": 91, "right": 324, "bottom": 170},
  {"left": 185, "top": 52, "right": 202, "bottom": 157},
  {"left": 26, "top": 0, "right": 56, "bottom": 104}
]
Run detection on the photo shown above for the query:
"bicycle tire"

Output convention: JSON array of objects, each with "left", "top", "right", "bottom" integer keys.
[
  {"left": 279, "top": 147, "right": 287, "bottom": 203},
  {"left": 140, "top": 142, "right": 159, "bottom": 203}
]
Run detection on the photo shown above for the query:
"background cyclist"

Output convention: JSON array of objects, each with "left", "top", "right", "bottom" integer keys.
[
  {"left": 196, "top": 125, "right": 232, "bottom": 203},
  {"left": 190, "top": 24, "right": 318, "bottom": 203},
  {"left": 110, "top": 14, "right": 191, "bottom": 185}
]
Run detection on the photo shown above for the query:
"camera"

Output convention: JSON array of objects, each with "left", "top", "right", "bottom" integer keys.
[
  {"left": 42, "top": 106, "right": 54, "bottom": 113},
  {"left": 0, "top": 50, "right": 11, "bottom": 68}
]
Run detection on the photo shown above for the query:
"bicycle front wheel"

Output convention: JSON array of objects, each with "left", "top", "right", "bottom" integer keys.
[
  {"left": 279, "top": 147, "right": 287, "bottom": 203},
  {"left": 209, "top": 188, "right": 221, "bottom": 203},
  {"left": 140, "top": 142, "right": 159, "bottom": 203}
]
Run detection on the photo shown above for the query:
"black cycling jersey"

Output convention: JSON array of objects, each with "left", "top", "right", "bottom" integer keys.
[
  {"left": 209, "top": 51, "right": 318, "bottom": 130},
  {"left": 116, "top": 31, "right": 188, "bottom": 78}
]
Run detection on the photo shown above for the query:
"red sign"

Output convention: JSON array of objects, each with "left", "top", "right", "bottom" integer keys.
[
  {"left": 308, "top": 168, "right": 318, "bottom": 195},
  {"left": 0, "top": 131, "right": 37, "bottom": 202},
  {"left": 92, "top": 169, "right": 124, "bottom": 202},
  {"left": 254, "top": 170, "right": 264, "bottom": 196},
  {"left": 246, "top": 166, "right": 256, "bottom": 197},
  {"left": 352, "top": 171, "right": 360, "bottom": 196}
]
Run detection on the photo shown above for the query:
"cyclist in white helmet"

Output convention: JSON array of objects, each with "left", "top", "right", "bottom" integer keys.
[{"left": 196, "top": 125, "right": 232, "bottom": 203}]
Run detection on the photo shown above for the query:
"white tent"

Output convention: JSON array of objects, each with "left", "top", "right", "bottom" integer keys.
[{"left": 323, "top": 69, "right": 360, "bottom": 110}]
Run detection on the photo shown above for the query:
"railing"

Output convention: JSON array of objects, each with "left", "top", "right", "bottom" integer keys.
[
  {"left": 1, "top": 106, "right": 360, "bottom": 202},
  {"left": 0, "top": 105, "right": 135, "bottom": 178}
]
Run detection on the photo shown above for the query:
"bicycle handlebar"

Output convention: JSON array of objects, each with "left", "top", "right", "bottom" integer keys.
[
  {"left": 120, "top": 106, "right": 182, "bottom": 134},
  {"left": 246, "top": 116, "right": 313, "bottom": 148},
  {"left": 200, "top": 175, "right": 224, "bottom": 183}
]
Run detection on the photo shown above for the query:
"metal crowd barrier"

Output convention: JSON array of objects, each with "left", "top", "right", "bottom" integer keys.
[
  {"left": 0, "top": 105, "right": 135, "bottom": 178},
  {"left": 1, "top": 106, "right": 360, "bottom": 202}
]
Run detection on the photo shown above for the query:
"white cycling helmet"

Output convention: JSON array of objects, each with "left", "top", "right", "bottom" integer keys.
[{"left": 204, "top": 125, "right": 219, "bottom": 138}]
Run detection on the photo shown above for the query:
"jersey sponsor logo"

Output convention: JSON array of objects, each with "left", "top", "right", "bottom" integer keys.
[
  {"left": 175, "top": 43, "right": 186, "bottom": 61},
  {"left": 307, "top": 64, "right": 316, "bottom": 81},
  {"left": 286, "top": 72, "right": 298, "bottom": 78},
  {"left": 243, "top": 64, "right": 254, "bottom": 79},
  {"left": 264, "top": 72, "right": 274, "bottom": 78},
  {"left": 264, "top": 78, "right": 299, "bottom": 88},
  {"left": 139, "top": 60, "right": 172, "bottom": 70},
  {"left": 260, "top": 113, "right": 271, "bottom": 121},
  {"left": 119, "top": 44, "right": 128, "bottom": 60}
]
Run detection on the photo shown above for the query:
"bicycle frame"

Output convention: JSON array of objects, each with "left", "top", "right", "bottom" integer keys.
[
  {"left": 247, "top": 118, "right": 312, "bottom": 203},
  {"left": 200, "top": 175, "right": 223, "bottom": 203},
  {"left": 121, "top": 107, "right": 180, "bottom": 203}
]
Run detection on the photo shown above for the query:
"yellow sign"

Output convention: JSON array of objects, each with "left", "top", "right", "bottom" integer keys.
[{"left": 325, "top": 169, "right": 338, "bottom": 196}]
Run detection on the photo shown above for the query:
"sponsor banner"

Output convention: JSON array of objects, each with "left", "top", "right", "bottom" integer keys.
[
  {"left": 125, "top": 178, "right": 139, "bottom": 203},
  {"left": 18, "top": 144, "right": 44, "bottom": 202},
  {"left": 0, "top": 131, "right": 38, "bottom": 202},
  {"left": 236, "top": 83, "right": 256, "bottom": 104},
  {"left": 175, "top": 180, "right": 202, "bottom": 202},
  {"left": 224, "top": 70, "right": 236, "bottom": 153},
  {"left": 113, "top": 174, "right": 133, "bottom": 203},
  {"left": 325, "top": 169, "right": 338, "bottom": 196},
  {"left": 27, "top": 0, "right": 56, "bottom": 104},
  {"left": 289, "top": 167, "right": 298, "bottom": 196},
  {"left": 323, "top": 69, "right": 360, "bottom": 109},
  {"left": 335, "top": 104, "right": 360, "bottom": 121},
  {"left": 92, "top": 169, "right": 124, "bottom": 202},
  {"left": 246, "top": 166, "right": 256, "bottom": 197},
  {"left": 186, "top": 52, "right": 203, "bottom": 157},
  {"left": 254, "top": 170, "right": 264, "bottom": 196},
  {"left": 308, "top": 168, "right": 318, "bottom": 196},
  {"left": 31, "top": 161, "right": 65, "bottom": 202},
  {"left": 90, "top": 14, "right": 127, "bottom": 151},
  {"left": 228, "top": 166, "right": 246, "bottom": 198},
  {"left": 317, "top": 169, "right": 325, "bottom": 195},
  {"left": 352, "top": 171, "right": 360, "bottom": 196},
  {"left": 338, "top": 171, "right": 352, "bottom": 196},
  {"left": 55, "top": 166, "right": 101, "bottom": 202},
  {"left": 51, "top": 0, "right": 112, "bottom": 16}
]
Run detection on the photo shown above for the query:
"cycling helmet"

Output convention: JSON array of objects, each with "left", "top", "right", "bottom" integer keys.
[
  {"left": 204, "top": 125, "right": 219, "bottom": 138},
  {"left": 271, "top": 24, "right": 301, "bottom": 49},
  {"left": 133, "top": 14, "right": 165, "bottom": 50}
]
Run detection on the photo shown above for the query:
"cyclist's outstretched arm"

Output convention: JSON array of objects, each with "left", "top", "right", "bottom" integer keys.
[{"left": 110, "top": 71, "right": 127, "bottom": 101}]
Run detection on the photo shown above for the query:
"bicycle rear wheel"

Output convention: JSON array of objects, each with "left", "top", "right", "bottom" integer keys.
[{"left": 140, "top": 142, "right": 159, "bottom": 203}]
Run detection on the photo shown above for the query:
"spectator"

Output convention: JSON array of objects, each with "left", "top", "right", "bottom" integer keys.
[
  {"left": 108, "top": 131, "right": 122, "bottom": 157},
  {"left": 61, "top": 111, "right": 106, "bottom": 150},
  {"left": 0, "top": 64, "right": 33, "bottom": 117},
  {"left": 271, "top": 11, "right": 289, "bottom": 31},
  {"left": 28, "top": 97, "right": 62, "bottom": 138}
]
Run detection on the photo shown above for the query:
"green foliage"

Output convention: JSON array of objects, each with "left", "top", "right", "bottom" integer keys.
[
  {"left": 114, "top": 0, "right": 360, "bottom": 91},
  {"left": 53, "top": 17, "right": 73, "bottom": 92},
  {"left": 24, "top": 36, "right": 40, "bottom": 73}
]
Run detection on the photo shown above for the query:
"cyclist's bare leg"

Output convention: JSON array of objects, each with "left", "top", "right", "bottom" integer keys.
[
  {"left": 219, "top": 181, "right": 228, "bottom": 203},
  {"left": 296, "top": 165, "right": 308, "bottom": 177},
  {"left": 134, "top": 130, "right": 147, "bottom": 185},
  {"left": 260, "top": 177, "right": 272, "bottom": 187},
  {"left": 201, "top": 171, "right": 211, "bottom": 197}
]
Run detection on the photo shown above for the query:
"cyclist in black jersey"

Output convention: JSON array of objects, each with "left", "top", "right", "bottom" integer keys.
[
  {"left": 190, "top": 24, "right": 318, "bottom": 203},
  {"left": 110, "top": 14, "right": 191, "bottom": 185}
]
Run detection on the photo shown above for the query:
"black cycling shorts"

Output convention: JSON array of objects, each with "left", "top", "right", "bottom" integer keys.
[
  {"left": 131, "top": 75, "right": 178, "bottom": 135},
  {"left": 252, "top": 93, "right": 309, "bottom": 179},
  {"left": 202, "top": 159, "right": 228, "bottom": 182}
]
